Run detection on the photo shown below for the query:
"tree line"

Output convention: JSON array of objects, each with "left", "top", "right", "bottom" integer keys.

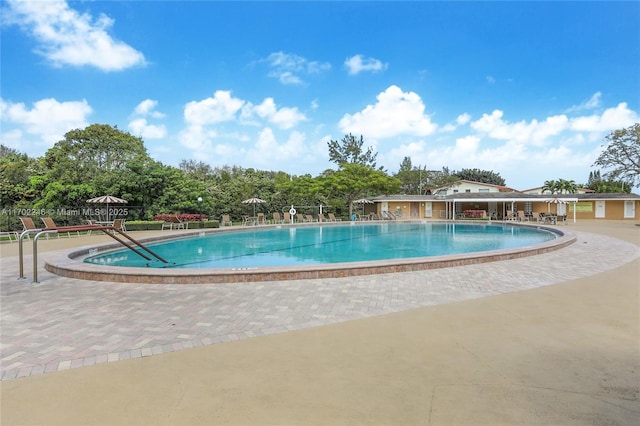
[{"left": 1, "top": 124, "right": 637, "bottom": 226}]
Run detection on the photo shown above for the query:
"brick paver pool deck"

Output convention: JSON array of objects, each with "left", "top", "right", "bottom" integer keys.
[{"left": 1, "top": 224, "right": 638, "bottom": 381}]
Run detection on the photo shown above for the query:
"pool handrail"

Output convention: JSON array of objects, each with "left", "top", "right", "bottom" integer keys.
[{"left": 19, "top": 224, "right": 170, "bottom": 283}]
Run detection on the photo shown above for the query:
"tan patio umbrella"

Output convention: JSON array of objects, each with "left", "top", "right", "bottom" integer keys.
[
  {"left": 544, "top": 197, "right": 568, "bottom": 214},
  {"left": 352, "top": 198, "right": 374, "bottom": 215},
  {"left": 241, "top": 197, "right": 266, "bottom": 216},
  {"left": 87, "top": 195, "right": 128, "bottom": 222}
]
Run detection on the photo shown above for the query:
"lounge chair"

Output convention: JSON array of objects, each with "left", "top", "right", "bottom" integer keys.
[
  {"left": 221, "top": 214, "right": 232, "bottom": 226},
  {"left": 112, "top": 218, "right": 126, "bottom": 232},
  {"left": 162, "top": 214, "right": 187, "bottom": 230},
  {"left": 0, "top": 230, "right": 19, "bottom": 242},
  {"left": 317, "top": 213, "right": 326, "bottom": 222},
  {"left": 272, "top": 212, "right": 284, "bottom": 224},
  {"left": 296, "top": 213, "right": 305, "bottom": 223},
  {"left": 283, "top": 212, "right": 291, "bottom": 223},
  {"left": 19, "top": 217, "right": 42, "bottom": 240},
  {"left": 327, "top": 213, "right": 341, "bottom": 222},
  {"left": 257, "top": 213, "right": 267, "bottom": 225},
  {"left": 305, "top": 214, "right": 316, "bottom": 222},
  {"left": 42, "top": 217, "right": 75, "bottom": 238},
  {"left": 382, "top": 211, "right": 397, "bottom": 220}
]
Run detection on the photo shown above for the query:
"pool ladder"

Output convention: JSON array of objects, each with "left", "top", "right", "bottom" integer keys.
[{"left": 18, "top": 224, "right": 169, "bottom": 283}]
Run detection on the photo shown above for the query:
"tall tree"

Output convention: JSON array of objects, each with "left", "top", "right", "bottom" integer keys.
[
  {"left": 36, "top": 124, "right": 154, "bottom": 209},
  {"left": 319, "top": 163, "right": 401, "bottom": 216},
  {"left": 395, "top": 156, "right": 429, "bottom": 194},
  {"left": 556, "top": 178, "right": 577, "bottom": 194},
  {"left": 327, "top": 133, "right": 381, "bottom": 170},
  {"left": 586, "top": 170, "right": 630, "bottom": 193},
  {"left": 453, "top": 168, "right": 505, "bottom": 186},
  {"left": 593, "top": 123, "right": 640, "bottom": 188},
  {"left": 0, "top": 147, "right": 40, "bottom": 204},
  {"left": 542, "top": 180, "right": 559, "bottom": 194}
]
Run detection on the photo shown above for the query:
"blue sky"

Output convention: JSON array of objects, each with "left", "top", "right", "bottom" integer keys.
[{"left": 2, "top": 0, "right": 639, "bottom": 191}]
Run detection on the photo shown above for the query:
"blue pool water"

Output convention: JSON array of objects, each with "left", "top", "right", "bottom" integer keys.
[{"left": 85, "top": 222, "right": 556, "bottom": 269}]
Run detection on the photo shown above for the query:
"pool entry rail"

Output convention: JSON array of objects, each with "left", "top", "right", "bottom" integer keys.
[{"left": 18, "top": 224, "right": 169, "bottom": 283}]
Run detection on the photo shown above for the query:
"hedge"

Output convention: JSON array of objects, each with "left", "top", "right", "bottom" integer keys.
[{"left": 125, "top": 220, "right": 220, "bottom": 230}]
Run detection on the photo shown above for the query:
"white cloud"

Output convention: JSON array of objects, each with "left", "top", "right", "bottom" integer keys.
[
  {"left": 133, "top": 99, "right": 165, "bottom": 118},
  {"left": 0, "top": 97, "right": 92, "bottom": 152},
  {"left": 440, "top": 113, "right": 472, "bottom": 132},
  {"left": 128, "top": 118, "right": 166, "bottom": 139},
  {"left": 244, "top": 98, "right": 307, "bottom": 130},
  {"left": 566, "top": 91, "right": 602, "bottom": 113},
  {"left": 486, "top": 75, "right": 496, "bottom": 84},
  {"left": 457, "top": 113, "right": 471, "bottom": 125},
  {"left": 4, "top": 0, "right": 145, "bottom": 71},
  {"left": 184, "top": 90, "right": 245, "bottom": 126},
  {"left": 470, "top": 110, "right": 570, "bottom": 146},
  {"left": 263, "top": 51, "right": 331, "bottom": 85},
  {"left": 339, "top": 85, "right": 437, "bottom": 138},
  {"left": 128, "top": 99, "right": 167, "bottom": 139},
  {"left": 179, "top": 91, "right": 312, "bottom": 165},
  {"left": 344, "top": 54, "right": 388, "bottom": 75},
  {"left": 178, "top": 124, "right": 216, "bottom": 153},
  {"left": 569, "top": 102, "right": 638, "bottom": 132}
]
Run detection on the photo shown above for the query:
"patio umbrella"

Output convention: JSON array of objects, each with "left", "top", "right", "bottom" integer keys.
[
  {"left": 353, "top": 198, "right": 374, "bottom": 204},
  {"left": 544, "top": 197, "right": 567, "bottom": 214},
  {"left": 87, "top": 195, "right": 128, "bottom": 222},
  {"left": 353, "top": 198, "right": 374, "bottom": 215},
  {"left": 241, "top": 197, "right": 266, "bottom": 216}
]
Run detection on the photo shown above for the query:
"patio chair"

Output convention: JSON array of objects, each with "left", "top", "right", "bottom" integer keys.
[
  {"left": 328, "top": 213, "right": 341, "bottom": 222},
  {"left": 42, "top": 217, "right": 77, "bottom": 238},
  {"left": 162, "top": 214, "right": 186, "bottom": 230},
  {"left": 221, "top": 214, "right": 233, "bottom": 226},
  {"left": 317, "top": 213, "right": 326, "bottom": 222},
  {"left": 272, "top": 212, "right": 283, "bottom": 224},
  {"left": 305, "top": 214, "right": 316, "bottom": 222},
  {"left": 19, "top": 217, "right": 42, "bottom": 240},
  {"left": 296, "top": 213, "right": 305, "bottom": 223},
  {"left": 112, "top": 219, "right": 126, "bottom": 232},
  {"left": 257, "top": 213, "right": 267, "bottom": 225},
  {"left": 283, "top": 212, "right": 291, "bottom": 223}
]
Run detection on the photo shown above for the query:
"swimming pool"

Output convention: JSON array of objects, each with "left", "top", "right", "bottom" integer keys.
[
  {"left": 44, "top": 221, "right": 574, "bottom": 284},
  {"left": 83, "top": 222, "right": 558, "bottom": 270}
]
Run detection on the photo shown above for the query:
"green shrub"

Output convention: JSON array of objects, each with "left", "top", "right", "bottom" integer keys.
[{"left": 124, "top": 221, "right": 163, "bottom": 231}]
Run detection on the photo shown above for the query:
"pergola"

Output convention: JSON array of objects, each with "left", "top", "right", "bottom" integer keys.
[{"left": 446, "top": 196, "right": 579, "bottom": 223}]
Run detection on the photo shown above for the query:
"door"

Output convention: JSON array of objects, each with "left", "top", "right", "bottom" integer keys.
[
  {"left": 595, "top": 201, "right": 605, "bottom": 218},
  {"left": 410, "top": 202, "right": 420, "bottom": 218},
  {"left": 624, "top": 201, "right": 636, "bottom": 219},
  {"left": 424, "top": 202, "right": 433, "bottom": 218}
]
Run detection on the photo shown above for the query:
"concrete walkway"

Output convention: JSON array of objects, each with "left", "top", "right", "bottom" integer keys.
[{"left": 1, "top": 221, "right": 639, "bottom": 425}]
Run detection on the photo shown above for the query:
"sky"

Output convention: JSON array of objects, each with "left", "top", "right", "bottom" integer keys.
[{"left": 1, "top": 0, "right": 639, "bottom": 191}]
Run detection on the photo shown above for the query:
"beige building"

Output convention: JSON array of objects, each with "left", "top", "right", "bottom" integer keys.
[{"left": 371, "top": 181, "right": 640, "bottom": 221}]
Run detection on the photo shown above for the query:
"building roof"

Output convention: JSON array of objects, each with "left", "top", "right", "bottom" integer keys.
[{"left": 371, "top": 192, "right": 640, "bottom": 202}]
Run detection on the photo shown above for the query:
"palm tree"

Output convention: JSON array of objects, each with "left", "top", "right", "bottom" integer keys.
[
  {"left": 542, "top": 180, "right": 559, "bottom": 194},
  {"left": 557, "top": 179, "right": 577, "bottom": 194}
]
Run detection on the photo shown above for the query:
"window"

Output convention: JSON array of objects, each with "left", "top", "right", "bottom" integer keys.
[
  {"left": 479, "top": 189, "right": 490, "bottom": 192},
  {"left": 465, "top": 189, "right": 471, "bottom": 193}
]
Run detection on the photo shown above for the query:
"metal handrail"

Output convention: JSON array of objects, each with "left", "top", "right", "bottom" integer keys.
[{"left": 19, "top": 224, "right": 169, "bottom": 284}]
